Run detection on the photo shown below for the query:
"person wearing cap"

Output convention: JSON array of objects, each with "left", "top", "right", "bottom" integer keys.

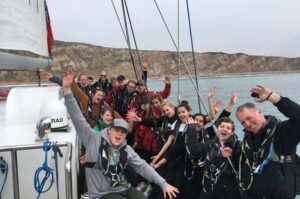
[{"left": 62, "top": 70, "right": 178, "bottom": 199}]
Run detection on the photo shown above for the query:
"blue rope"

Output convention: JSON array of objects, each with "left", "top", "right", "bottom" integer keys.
[
  {"left": 256, "top": 142, "right": 274, "bottom": 175},
  {"left": 185, "top": 0, "right": 201, "bottom": 113},
  {"left": 34, "top": 140, "right": 54, "bottom": 199},
  {"left": 0, "top": 158, "right": 8, "bottom": 199}
]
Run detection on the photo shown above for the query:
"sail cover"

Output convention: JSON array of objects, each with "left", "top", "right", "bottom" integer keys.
[{"left": 0, "top": 0, "right": 53, "bottom": 69}]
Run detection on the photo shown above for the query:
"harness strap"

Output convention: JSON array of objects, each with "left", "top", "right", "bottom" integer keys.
[{"left": 0, "top": 157, "right": 8, "bottom": 199}]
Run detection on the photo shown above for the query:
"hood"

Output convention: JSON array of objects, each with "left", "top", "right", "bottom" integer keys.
[{"left": 101, "top": 128, "right": 127, "bottom": 149}]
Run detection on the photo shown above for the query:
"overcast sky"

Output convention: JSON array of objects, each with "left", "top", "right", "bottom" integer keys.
[{"left": 47, "top": 0, "right": 300, "bottom": 58}]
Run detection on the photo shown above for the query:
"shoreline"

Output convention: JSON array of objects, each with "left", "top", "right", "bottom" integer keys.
[
  {"left": 1, "top": 70, "right": 300, "bottom": 85},
  {"left": 148, "top": 70, "right": 300, "bottom": 80}
]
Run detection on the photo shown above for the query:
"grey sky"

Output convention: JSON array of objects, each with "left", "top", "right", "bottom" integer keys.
[{"left": 47, "top": 0, "right": 300, "bottom": 58}]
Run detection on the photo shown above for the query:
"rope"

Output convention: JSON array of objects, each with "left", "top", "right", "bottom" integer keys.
[
  {"left": 185, "top": 0, "right": 201, "bottom": 113},
  {"left": 123, "top": 0, "right": 144, "bottom": 79},
  {"left": 120, "top": 0, "right": 140, "bottom": 81},
  {"left": 0, "top": 157, "right": 8, "bottom": 199},
  {"left": 177, "top": 0, "right": 181, "bottom": 104},
  {"left": 34, "top": 140, "right": 54, "bottom": 199}
]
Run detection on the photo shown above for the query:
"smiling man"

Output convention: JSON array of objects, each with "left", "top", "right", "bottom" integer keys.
[
  {"left": 236, "top": 85, "right": 300, "bottom": 199},
  {"left": 62, "top": 70, "right": 178, "bottom": 199}
]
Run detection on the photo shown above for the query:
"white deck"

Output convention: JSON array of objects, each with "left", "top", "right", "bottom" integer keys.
[{"left": 0, "top": 86, "right": 79, "bottom": 199}]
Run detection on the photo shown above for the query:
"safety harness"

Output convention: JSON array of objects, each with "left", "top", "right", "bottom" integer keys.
[
  {"left": 84, "top": 139, "right": 128, "bottom": 187},
  {"left": 238, "top": 116, "right": 279, "bottom": 191},
  {"left": 184, "top": 129, "right": 209, "bottom": 180},
  {"left": 202, "top": 135, "right": 238, "bottom": 193}
]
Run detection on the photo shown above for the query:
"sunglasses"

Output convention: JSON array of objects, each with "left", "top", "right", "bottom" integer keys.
[{"left": 100, "top": 75, "right": 107, "bottom": 77}]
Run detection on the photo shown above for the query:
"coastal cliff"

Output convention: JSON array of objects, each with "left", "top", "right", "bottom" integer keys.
[{"left": 1, "top": 40, "right": 299, "bottom": 82}]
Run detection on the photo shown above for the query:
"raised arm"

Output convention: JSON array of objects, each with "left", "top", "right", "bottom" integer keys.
[
  {"left": 156, "top": 74, "right": 171, "bottom": 99},
  {"left": 207, "top": 87, "right": 217, "bottom": 120},
  {"left": 63, "top": 70, "right": 96, "bottom": 146}
]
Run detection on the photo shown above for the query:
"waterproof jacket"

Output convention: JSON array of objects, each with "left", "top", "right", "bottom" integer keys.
[{"left": 238, "top": 97, "right": 300, "bottom": 198}]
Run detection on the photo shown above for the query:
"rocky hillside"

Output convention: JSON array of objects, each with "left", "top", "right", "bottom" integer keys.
[{"left": 1, "top": 40, "right": 300, "bottom": 82}]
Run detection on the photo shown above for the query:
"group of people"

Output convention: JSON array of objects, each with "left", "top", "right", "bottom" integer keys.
[{"left": 43, "top": 67, "right": 300, "bottom": 199}]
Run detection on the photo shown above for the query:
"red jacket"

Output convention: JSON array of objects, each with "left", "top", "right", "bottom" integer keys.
[{"left": 134, "top": 124, "right": 160, "bottom": 153}]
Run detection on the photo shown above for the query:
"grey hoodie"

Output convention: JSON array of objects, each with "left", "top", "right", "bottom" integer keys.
[{"left": 65, "top": 93, "right": 168, "bottom": 199}]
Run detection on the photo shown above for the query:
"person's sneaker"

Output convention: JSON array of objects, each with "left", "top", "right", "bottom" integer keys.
[
  {"left": 81, "top": 192, "right": 89, "bottom": 199},
  {"left": 136, "top": 181, "right": 147, "bottom": 192},
  {"left": 143, "top": 184, "right": 153, "bottom": 197}
]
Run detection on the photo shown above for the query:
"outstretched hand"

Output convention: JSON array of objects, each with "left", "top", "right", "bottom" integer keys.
[
  {"left": 230, "top": 91, "right": 237, "bottom": 105},
  {"left": 186, "top": 117, "right": 196, "bottom": 124},
  {"left": 250, "top": 85, "right": 272, "bottom": 103},
  {"left": 208, "top": 87, "right": 217, "bottom": 98},
  {"left": 126, "top": 109, "right": 140, "bottom": 122},
  {"left": 142, "top": 60, "right": 149, "bottom": 69},
  {"left": 214, "top": 99, "right": 222, "bottom": 114},
  {"left": 163, "top": 184, "right": 179, "bottom": 199},
  {"left": 164, "top": 73, "right": 171, "bottom": 85},
  {"left": 62, "top": 70, "right": 74, "bottom": 94},
  {"left": 40, "top": 71, "right": 53, "bottom": 79}
]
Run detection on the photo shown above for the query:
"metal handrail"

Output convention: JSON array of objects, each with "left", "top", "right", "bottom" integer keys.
[{"left": 0, "top": 142, "right": 73, "bottom": 199}]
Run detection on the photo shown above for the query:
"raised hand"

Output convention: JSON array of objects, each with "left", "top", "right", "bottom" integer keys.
[
  {"left": 230, "top": 91, "right": 238, "bottom": 105},
  {"left": 142, "top": 60, "right": 149, "bottom": 69},
  {"left": 208, "top": 87, "right": 217, "bottom": 98},
  {"left": 126, "top": 109, "right": 140, "bottom": 122},
  {"left": 62, "top": 70, "right": 74, "bottom": 95},
  {"left": 164, "top": 73, "right": 171, "bottom": 85},
  {"left": 186, "top": 117, "right": 196, "bottom": 124},
  {"left": 214, "top": 99, "right": 222, "bottom": 114},
  {"left": 250, "top": 85, "right": 272, "bottom": 103},
  {"left": 40, "top": 71, "right": 53, "bottom": 79}
]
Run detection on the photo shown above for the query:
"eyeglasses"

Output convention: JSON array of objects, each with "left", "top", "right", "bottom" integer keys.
[
  {"left": 127, "top": 85, "right": 136, "bottom": 89},
  {"left": 100, "top": 75, "right": 107, "bottom": 77}
]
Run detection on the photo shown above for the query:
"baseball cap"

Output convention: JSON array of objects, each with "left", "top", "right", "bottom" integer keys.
[{"left": 111, "top": 119, "right": 129, "bottom": 132}]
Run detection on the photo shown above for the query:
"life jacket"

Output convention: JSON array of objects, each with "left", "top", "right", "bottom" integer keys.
[
  {"left": 202, "top": 135, "right": 238, "bottom": 193},
  {"left": 184, "top": 129, "right": 208, "bottom": 180},
  {"left": 238, "top": 116, "right": 280, "bottom": 191},
  {"left": 84, "top": 138, "right": 128, "bottom": 187}
]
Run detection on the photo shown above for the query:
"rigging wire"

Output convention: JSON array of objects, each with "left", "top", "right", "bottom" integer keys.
[
  {"left": 120, "top": 0, "right": 140, "bottom": 81},
  {"left": 123, "top": 0, "right": 144, "bottom": 80},
  {"left": 153, "top": 0, "right": 238, "bottom": 176},
  {"left": 110, "top": 0, "right": 128, "bottom": 44},
  {"left": 177, "top": 0, "right": 181, "bottom": 105},
  {"left": 185, "top": 0, "right": 201, "bottom": 113}
]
